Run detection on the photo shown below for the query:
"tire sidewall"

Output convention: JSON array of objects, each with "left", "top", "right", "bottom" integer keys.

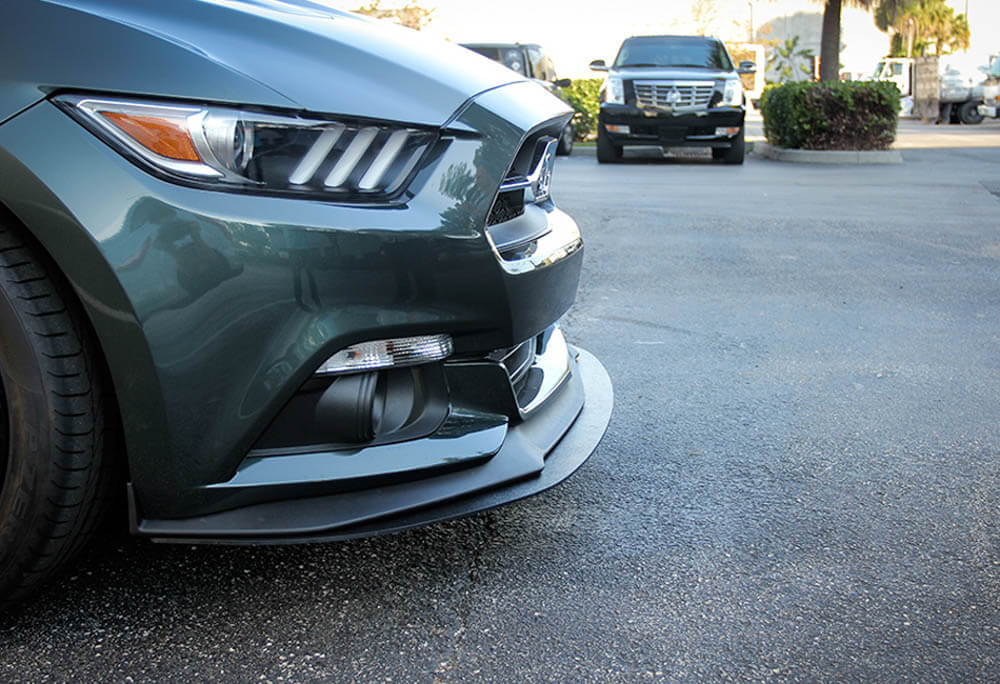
[{"left": 0, "top": 280, "right": 54, "bottom": 585}]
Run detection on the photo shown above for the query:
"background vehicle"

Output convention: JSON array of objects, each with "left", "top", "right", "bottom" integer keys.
[
  {"left": 977, "top": 54, "right": 1000, "bottom": 119},
  {"left": 872, "top": 56, "right": 989, "bottom": 124},
  {"left": 590, "top": 35, "right": 754, "bottom": 164},
  {"left": 0, "top": 0, "right": 611, "bottom": 604},
  {"left": 462, "top": 43, "right": 576, "bottom": 154}
]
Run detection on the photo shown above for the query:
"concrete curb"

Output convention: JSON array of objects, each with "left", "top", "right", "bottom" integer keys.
[{"left": 753, "top": 142, "right": 903, "bottom": 165}]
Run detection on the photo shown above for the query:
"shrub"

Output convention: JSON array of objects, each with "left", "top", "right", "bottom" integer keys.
[
  {"left": 561, "top": 78, "right": 602, "bottom": 141},
  {"left": 760, "top": 80, "right": 900, "bottom": 150}
]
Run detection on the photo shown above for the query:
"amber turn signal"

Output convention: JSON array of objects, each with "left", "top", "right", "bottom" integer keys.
[{"left": 100, "top": 112, "right": 201, "bottom": 161}]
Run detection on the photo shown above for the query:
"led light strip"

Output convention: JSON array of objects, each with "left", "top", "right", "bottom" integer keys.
[
  {"left": 325, "top": 127, "right": 378, "bottom": 188},
  {"left": 289, "top": 125, "right": 344, "bottom": 185}
]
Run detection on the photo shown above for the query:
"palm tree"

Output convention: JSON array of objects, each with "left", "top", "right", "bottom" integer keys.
[
  {"left": 875, "top": 0, "right": 970, "bottom": 57},
  {"left": 819, "top": 0, "right": 906, "bottom": 81}
]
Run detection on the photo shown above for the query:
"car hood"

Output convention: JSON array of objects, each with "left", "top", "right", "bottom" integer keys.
[
  {"left": 611, "top": 66, "right": 736, "bottom": 81},
  {"left": 3, "top": 0, "right": 526, "bottom": 126}
]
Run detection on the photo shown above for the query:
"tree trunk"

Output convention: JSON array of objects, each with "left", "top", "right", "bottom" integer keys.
[{"left": 820, "top": 0, "right": 842, "bottom": 82}]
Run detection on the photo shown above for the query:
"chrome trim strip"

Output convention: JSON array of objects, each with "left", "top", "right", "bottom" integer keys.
[
  {"left": 499, "top": 176, "right": 531, "bottom": 193},
  {"left": 633, "top": 80, "right": 716, "bottom": 88},
  {"left": 497, "top": 137, "right": 559, "bottom": 199},
  {"left": 494, "top": 208, "right": 582, "bottom": 275},
  {"left": 517, "top": 327, "right": 572, "bottom": 416},
  {"left": 507, "top": 343, "right": 535, "bottom": 386}
]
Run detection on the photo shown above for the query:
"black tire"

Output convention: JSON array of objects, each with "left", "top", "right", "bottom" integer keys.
[
  {"left": 556, "top": 122, "right": 574, "bottom": 156},
  {"left": 715, "top": 127, "right": 745, "bottom": 165},
  {"left": 0, "top": 217, "right": 114, "bottom": 606},
  {"left": 959, "top": 100, "right": 984, "bottom": 125},
  {"left": 596, "top": 127, "right": 622, "bottom": 164}
]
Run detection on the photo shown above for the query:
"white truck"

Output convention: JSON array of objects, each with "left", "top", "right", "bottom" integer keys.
[
  {"left": 872, "top": 56, "right": 987, "bottom": 124},
  {"left": 976, "top": 55, "right": 1000, "bottom": 120}
]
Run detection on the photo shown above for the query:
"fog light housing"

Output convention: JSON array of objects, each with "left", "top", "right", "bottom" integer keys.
[
  {"left": 715, "top": 127, "right": 740, "bottom": 137},
  {"left": 605, "top": 124, "right": 630, "bottom": 134},
  {"left": 316, "top": 334, "right": 453, "bottom": 376}
]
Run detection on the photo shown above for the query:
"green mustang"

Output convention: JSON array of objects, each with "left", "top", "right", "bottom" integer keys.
[{"left": 0, "top": 0, "right": 612, "bottom": 603}]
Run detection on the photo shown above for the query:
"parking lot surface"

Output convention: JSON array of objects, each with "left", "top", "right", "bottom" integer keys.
[{"left": 2, "top": 123, "right": 999, "bottom": 681}]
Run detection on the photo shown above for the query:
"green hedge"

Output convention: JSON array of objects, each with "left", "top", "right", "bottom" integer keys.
[
  {"left": 760, "top": 80, "right": 900, "bottom": 150},
  {"left": 561, "top": 78, "right": 602, "bottom": 141}
]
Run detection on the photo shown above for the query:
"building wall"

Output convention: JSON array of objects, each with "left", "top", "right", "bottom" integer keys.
[{"left": 749, "top": 0, "right": 888, "bottom": 81}]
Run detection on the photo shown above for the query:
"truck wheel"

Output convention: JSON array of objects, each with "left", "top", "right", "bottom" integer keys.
[
  {"left": 959, "top": 101, "right": 984, "bottom": 125},
  {"left": 0, "top": 217, "right": 114, "bottom": 606},
  {"left": 596, "top": 127, "right": 622, "bottom": 164},
  {"left": 714, "top": 127, "right": 745, "bottom": 165},
  {"left": 557, "top": 122, "right": 574, "bottom": 156}
]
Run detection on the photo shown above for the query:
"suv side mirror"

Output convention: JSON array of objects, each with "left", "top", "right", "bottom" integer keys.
[
  {"left": 589, "top": 59, "right": 608, "bottom": 72},
  {"left": 738, "top": 60, "right": 756, "bottom": 74},
  {"left": 553, "top": 78, "right": 572, "bottom": 88}
]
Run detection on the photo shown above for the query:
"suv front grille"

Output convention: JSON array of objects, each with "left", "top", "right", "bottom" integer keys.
[{"left": 634, "top": 81, "right": 715, "bottom": 109}]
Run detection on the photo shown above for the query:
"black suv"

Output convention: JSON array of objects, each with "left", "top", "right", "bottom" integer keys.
[
  {"left": 462, "top": 43, "right": 575, "bottom": 155},
  {"left": 590, "top": 35, "right": 755, "bottom": 164}
]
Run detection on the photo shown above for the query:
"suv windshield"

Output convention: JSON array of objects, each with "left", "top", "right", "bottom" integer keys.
[{"left": 614, "top": 36, "right": 733, "bottom": 71}]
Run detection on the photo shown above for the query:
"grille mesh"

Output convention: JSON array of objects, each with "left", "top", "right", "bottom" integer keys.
[
  {"left": 487, "top": 189, "right": 525, "bottom": 226},
  {"left": 634, "top": 81, "right": 715, "bottom": 109}
]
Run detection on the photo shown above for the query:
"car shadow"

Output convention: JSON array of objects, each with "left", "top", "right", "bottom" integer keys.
[{"left": 0, "top": 506, "right": 506, "bottom": 628}]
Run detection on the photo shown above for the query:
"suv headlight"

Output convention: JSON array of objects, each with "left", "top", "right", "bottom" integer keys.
[
  {"left": 604, "top": 76, "right": 625, "bottom": 105},
  {"left": 56, "top": 95, "right": 436, "bottom": 201},
  {"left": 723, "top": 78, "right": 744, "bottom": 107}
]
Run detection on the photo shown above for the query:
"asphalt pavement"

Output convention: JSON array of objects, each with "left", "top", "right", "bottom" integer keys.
[{"left": 2, "top": 121, "right": 999, "bottom": 681}]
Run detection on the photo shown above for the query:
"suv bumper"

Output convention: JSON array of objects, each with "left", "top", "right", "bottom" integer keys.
[{"left": 599, "top": 103, "right": 745, "bottom": 148}]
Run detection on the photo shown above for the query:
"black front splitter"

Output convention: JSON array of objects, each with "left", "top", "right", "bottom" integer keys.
[{"left": 138, "top": 348, "right": 613, "bottom": 544}]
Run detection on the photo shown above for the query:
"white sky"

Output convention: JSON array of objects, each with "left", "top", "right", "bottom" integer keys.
[{"left": 331, "top": 0, "right": 1000, "bottom": 79}]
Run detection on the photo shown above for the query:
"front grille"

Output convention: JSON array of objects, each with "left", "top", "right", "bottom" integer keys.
[
  {"left": 486, "top": 125, "right": 562, "bottom": 229},
  {"left": 634, "top": 81, "right": 715, "bottom": 109},
  {"left": 487, "top": 188, "right": 525, "bottom": 226}
]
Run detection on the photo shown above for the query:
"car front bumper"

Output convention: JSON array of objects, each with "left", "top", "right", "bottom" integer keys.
[
  {"left": 599, "top": 103, "right": 745, "bottom": 148},
  {"left": 0, "top": 82, "right": 612, "bottom": 540},
  {"left": 136, "top": 346, "right": 612, "bottom": 543}
]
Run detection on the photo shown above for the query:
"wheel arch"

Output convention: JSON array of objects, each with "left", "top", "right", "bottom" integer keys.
[{"left": 0, "top": 152, "right": 170, "bottom": 489}]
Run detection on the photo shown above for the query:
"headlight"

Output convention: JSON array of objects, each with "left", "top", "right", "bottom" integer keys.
[
  {"left": 723, "top": 78, "right": 744, "bottom": 107},
  {"left": 56, "top": 95, "right": 436, "bottom": 201},
  {"left": 605, "top": 76, "right": 625, "bottom": 105}
]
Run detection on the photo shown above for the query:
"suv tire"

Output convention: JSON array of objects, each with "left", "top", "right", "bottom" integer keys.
[
  {"left": 557, "top": 122, "right": 574, "bottom": 156},
  {"left": 597, "top": 127, "right": 622, "bottom": 164},
  {"left": 713, "top": 127, "right": 745, "bottom": 165},
  {"left": 0, "top": 216, "right": 114, "bottom": 606}
]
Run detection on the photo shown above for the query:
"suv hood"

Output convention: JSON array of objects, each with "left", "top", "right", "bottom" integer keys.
[
  {"left": 2, "top": 0, "right": 526, "bottom": 126},
  {"left": 612, "top": 66, "right": 736, "bottom": 81}
]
